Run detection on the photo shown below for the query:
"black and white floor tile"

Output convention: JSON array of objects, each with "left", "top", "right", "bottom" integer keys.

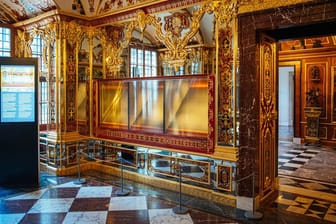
[
  {"left": 0, "top": 180, "right": 239, "bottom": 224},
  {"left": 278, "top": 147, "right": 320, "bottom": 175}
]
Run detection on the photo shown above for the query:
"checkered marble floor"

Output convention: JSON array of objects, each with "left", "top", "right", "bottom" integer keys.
[
  {"left": 278, "top": 141, "right": 336, "bottom": 183},
  {"left": 0, "top": 179, "right": 238, "bottom": 224},
  {"left": 274, "top": 176, "right": 336, "bottom": 223},
  {"left": 273, "top": 191, "right": 336, "bottom": 223},
  {"left": 278, "top": 147, "right": 320, "bottom": 175}
]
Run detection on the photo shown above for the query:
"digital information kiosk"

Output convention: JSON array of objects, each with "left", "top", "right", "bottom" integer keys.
[{"left": 0, "top": 57, "right": 39, "bottom": 186}]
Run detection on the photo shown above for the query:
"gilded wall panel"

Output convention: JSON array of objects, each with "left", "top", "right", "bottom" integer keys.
[
  {"left": 216, "top": 165, "right": 232, "bottom": 191},
  {"left": 66, "top": 43, "right": 77, "bottom": 132},
  {"left": 259, "top": 34, "right": 277, "bottom": 199},
  {"left": 304, "top": 62, "right": 328, "bottom": 120},
  {"left": 318, "top": 126, "right": 327, "bottom": 140},
  {"left": 333, "top": 66, "right": 336, "bottom": 122},
  {"left": 66, "top": 145, "right": 77, "bottom": 165},
  {"left": 217, "top": 27, "right": 234, "bottom": 146},
  {"left": 332, "top": 127, "right": 336, "bottom": 140},
  {"left": 62, "top": 21, "right": 86, "bottom": 132}
]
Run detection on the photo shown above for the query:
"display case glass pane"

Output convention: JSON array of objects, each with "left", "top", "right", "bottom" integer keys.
[
  {"left": 100, "top": 81, "right": 129, "bottom": 128},
  {"left": 165, "top": 78, "right": 208, "bottom": 136},
  {"left": 77, "top": 82, "right": 87, "bottom": 121},
  {"left": 129, "top": 80, "right": 164, "bottom": 133}
]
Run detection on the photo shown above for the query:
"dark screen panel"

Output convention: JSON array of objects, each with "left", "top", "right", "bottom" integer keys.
[{"left": 0, "top": 57, "right": 39, "bottom": 186}]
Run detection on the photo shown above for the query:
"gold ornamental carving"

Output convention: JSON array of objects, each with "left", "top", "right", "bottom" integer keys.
[
  {"left": 40, "top": 24, "right": 56, "bottom": 67},
  {"left": 130, "top": 7, "right": 203, "bottom": 72},
  {"left": 15, "top": 30, "right": 33, "bottom": 57},
  {"left": 211, "top": 0, "right": 239, "bottom": 25},
  {"left": 30, "top": 24, "right": 57, "bottom": 68},
  {"left": 213, "top": 0, "right": 242, "bottom": 146},
  {"left": 102, "top": 25, "right": 126, "bottom": 76},
  {"left": 217, "top": 24, "right": 234, "bottom": 145},
  {"left": 304, "top": 107, "right": 322, "bottom": 142},
  {"left": 102, "top": 11, "right": 147, "bottom": 75},
  {"left": 103, "top": 1, "right": 245, "bottom": 74},
  {"left": 63, "top": 21, "right": 84, "bottom": 47},
  {"left": 259, "top": 34, "right": 277, "bottom": 199}
]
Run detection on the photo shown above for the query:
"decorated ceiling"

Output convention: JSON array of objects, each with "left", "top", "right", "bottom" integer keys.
[
  {"left": 0, "top": 0, "right": 324, "bottom": 24},
  {"left": 0, "top": 0, "right": 55, "bottom": 23},
  {"left": 0, "top": 0, "right": 335, "bottom": 48},
  {"left": 0, "top": 0, "right": 170, "bottom": 24}
]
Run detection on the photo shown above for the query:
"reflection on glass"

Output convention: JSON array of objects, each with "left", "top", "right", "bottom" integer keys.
[
  {"left": 100, "top": 82, "right": 128, "bottom": 128},
  {"left": 165, "top": 78, "right": 208, "bottom": 136},
  {"left": 77, "top": 83, "right": 87, "bottom": 121},
  {"left": 130, "top": 48, "right": 158, "bottom": 77},
  {"left": 98, "top": 76, "right": 208, "bottom": 137},
  {"left": 93, "top": 36, "right": 103, "bottom": 65},
  {"left": 148, "top": 151, "right": 210, "bottom": 184},
  {"left": 129, "top": 80, "right": 164, "bottom": 132}
]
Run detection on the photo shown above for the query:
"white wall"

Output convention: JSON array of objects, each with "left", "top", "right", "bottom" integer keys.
[{"left": 279, "top": 66, "right": 294, "bottom": 126}]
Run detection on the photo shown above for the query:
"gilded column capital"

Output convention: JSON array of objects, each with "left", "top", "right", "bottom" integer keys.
[{"left": 63, "top": 21, "right": 83, "bottom": 46}]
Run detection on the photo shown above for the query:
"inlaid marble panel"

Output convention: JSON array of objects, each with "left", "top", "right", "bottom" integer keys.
[
  {"left": 6, "top": 189, "right": 47, "bottom": 200},
  {"left": 76, "top": 186, "right": 113, "bottom": 198},
  {"left": 109, "top": 196, "right": 147, "bottom": 211},
  {"left": 63, "top": 211, "right": 107, "bottom": 224},
  {"left": 28, "top": 198, "right": 74, "bottom": 213},
  {"left": 148, "top": 208, "right": 193, "bottom": 224}
]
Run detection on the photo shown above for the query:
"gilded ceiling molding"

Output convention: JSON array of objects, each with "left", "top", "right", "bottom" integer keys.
[
  {"left": 98, "top": 0, "right": 168, "bottom": 16},
  {"left": 0, "top": 7, "right": 16, "bottom": 23},
  {"left": 146, "top": 0, "right": 204, "bottom": 14},
  {"left": 238, "top": 0, "right": 314, "bottom": 14}
]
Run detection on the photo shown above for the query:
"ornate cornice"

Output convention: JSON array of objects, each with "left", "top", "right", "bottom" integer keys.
[
  {"left": 238, "top": 0, "right": 315, "bottom": 14},
  {"left": 12, "top": 0, "right": 317, "bottom": 29}
]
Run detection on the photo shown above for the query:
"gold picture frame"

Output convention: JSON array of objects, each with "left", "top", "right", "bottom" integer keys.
[
  {"left": 216, "top": 165, "right": 232, "bottom": 191},
  {"left": 66, "top": 144, "right": 78, "bottom": 165},
  {"left": 47, "top": 145, "right": 57, "bottom": 165}
]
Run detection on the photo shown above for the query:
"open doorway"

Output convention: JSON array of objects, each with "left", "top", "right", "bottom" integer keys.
[
  {"left": 278, "top": 66, "right": 294, "bottom": 142},
  {"left": 276, "top": 36, "right": 336, "bottom": 184},
  {"left": 238, "top": 2, "right": 336, "bottom": 204}
]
